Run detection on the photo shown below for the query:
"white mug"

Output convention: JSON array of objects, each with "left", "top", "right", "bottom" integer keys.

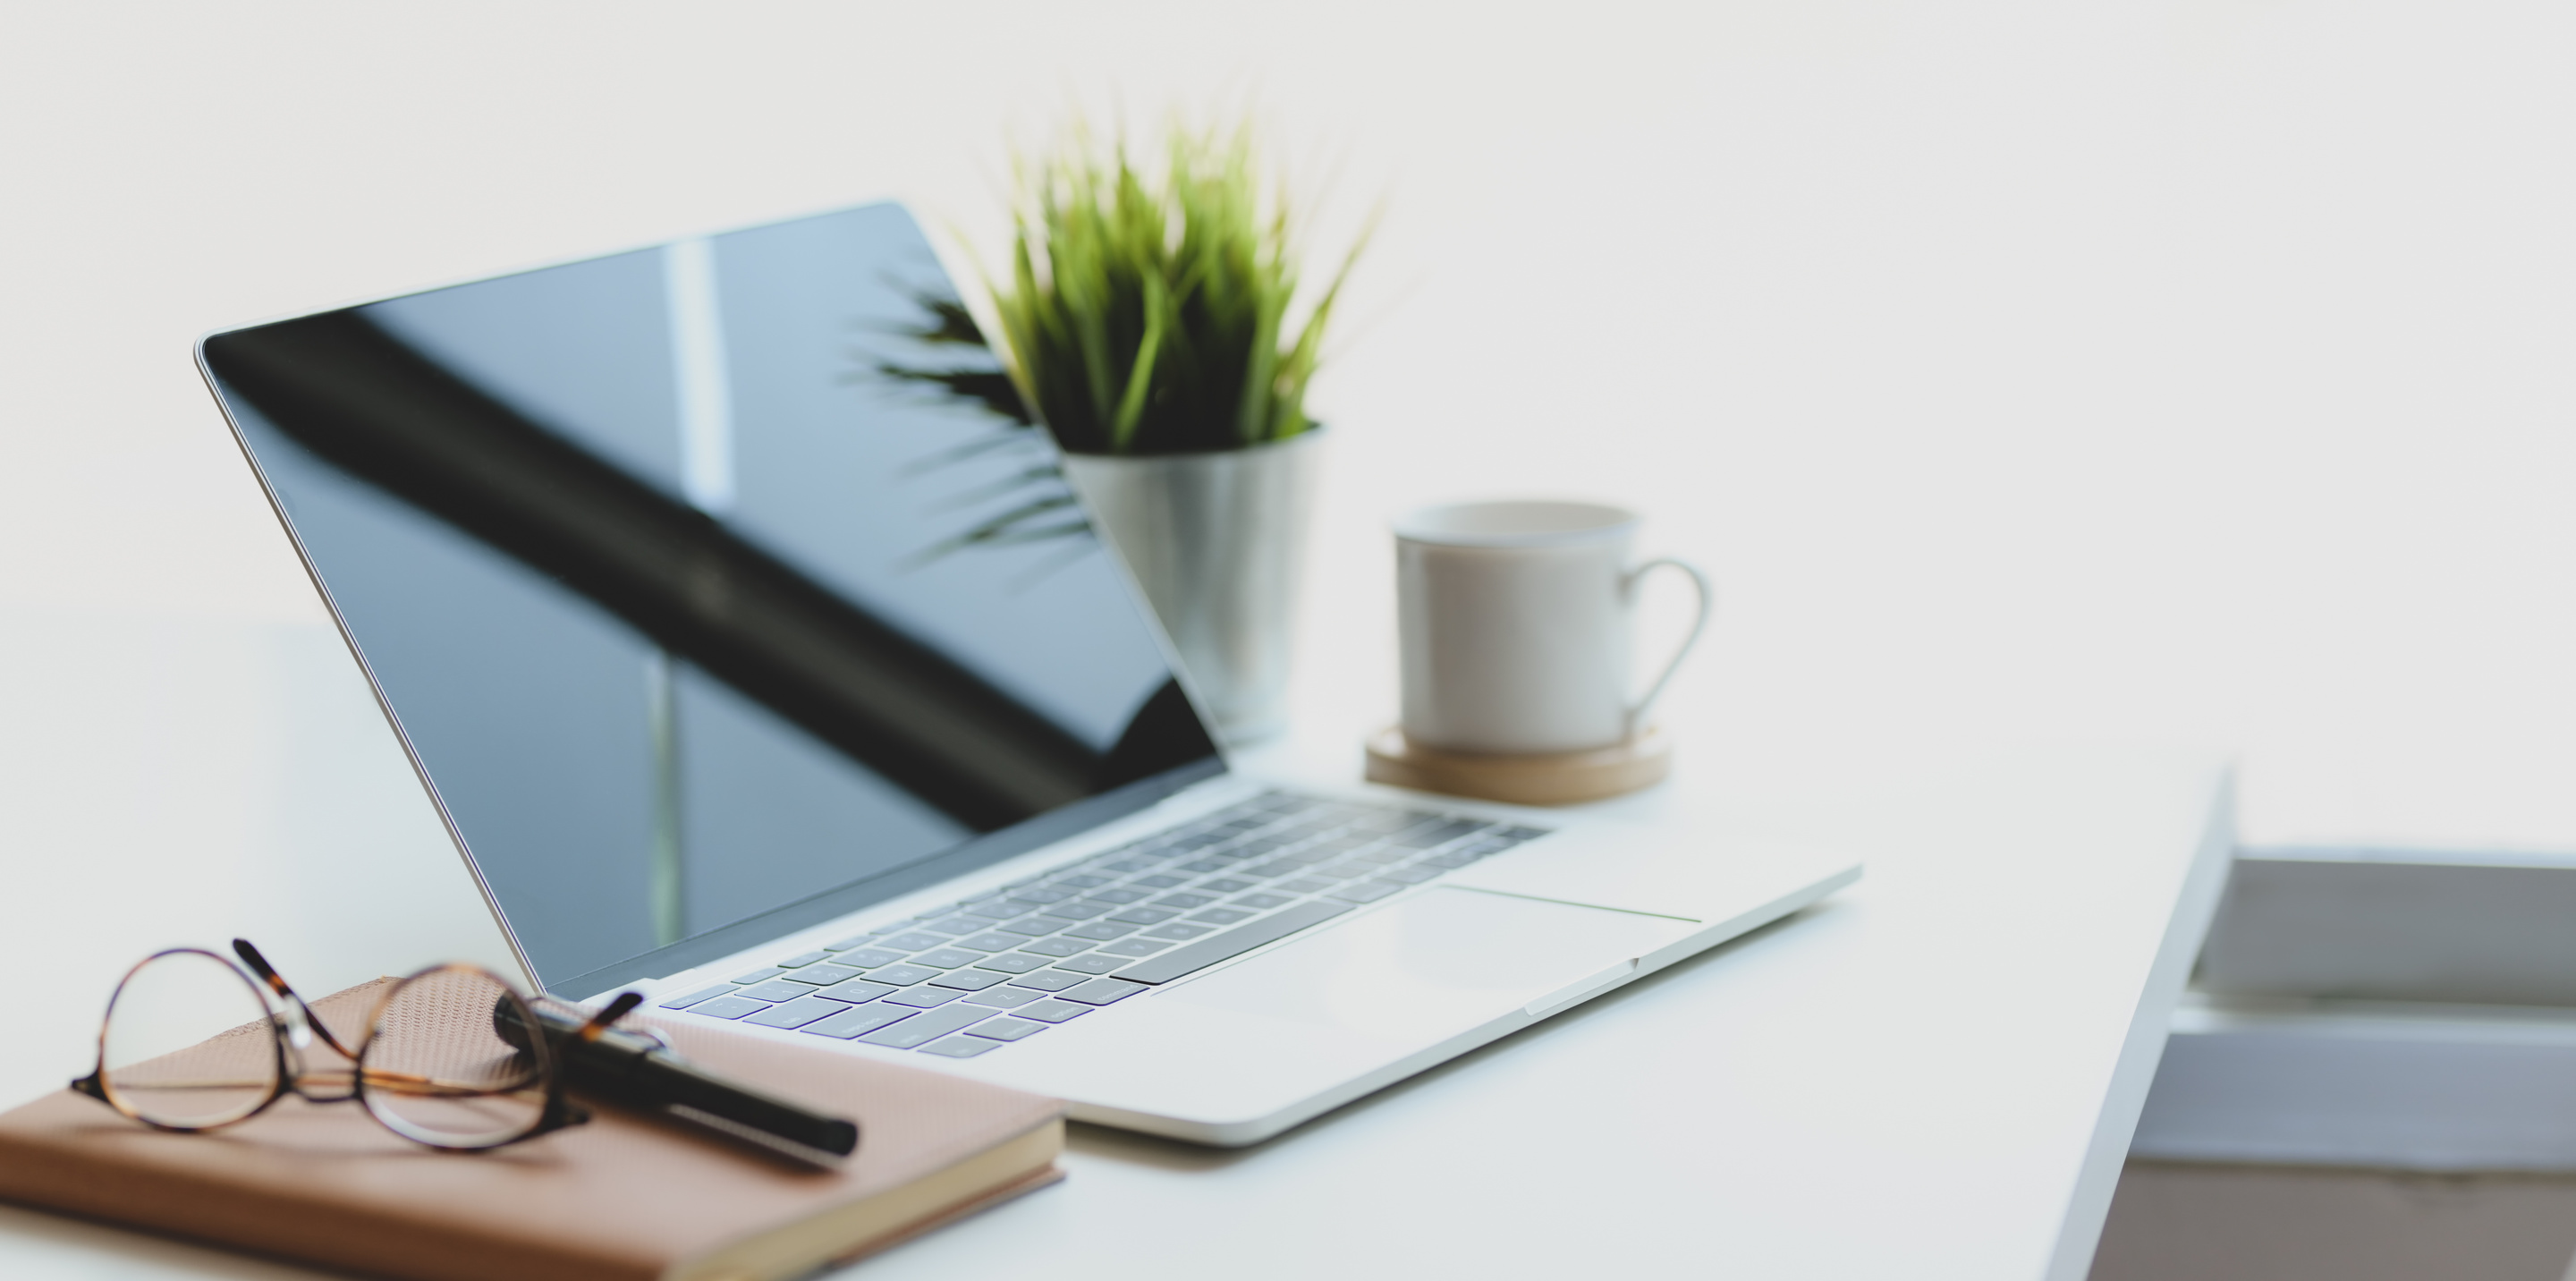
[{"left": 1394, "top": 500, "right": 1712, "bottom": 756}]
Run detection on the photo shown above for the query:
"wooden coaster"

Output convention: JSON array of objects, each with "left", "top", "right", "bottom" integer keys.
[{"left": 1363, "top": 725, "right": 1671, "bottom": 806}]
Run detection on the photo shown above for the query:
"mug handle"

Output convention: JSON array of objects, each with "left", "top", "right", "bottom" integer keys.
[{"left": 1623, "top": 557, "right": 1713, "bottom": 741}]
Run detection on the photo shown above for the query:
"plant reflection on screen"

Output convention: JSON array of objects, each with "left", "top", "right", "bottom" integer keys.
[{"left": 860, "top": 284, "right": 1096, "bottom": 577}]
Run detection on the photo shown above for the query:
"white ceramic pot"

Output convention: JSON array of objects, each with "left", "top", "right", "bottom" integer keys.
[{"left": 1059, "top": 431, "right": 1320, "bottom": 744}]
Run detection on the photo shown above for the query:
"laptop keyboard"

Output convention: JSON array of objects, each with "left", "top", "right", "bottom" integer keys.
[{"left": 654, "top": 793, "right": 1550, "bottom": 1060}]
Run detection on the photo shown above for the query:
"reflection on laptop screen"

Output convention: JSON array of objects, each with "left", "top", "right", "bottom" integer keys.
[{"left": 199, "top": 203, "right": 1222, "bottom": 994}]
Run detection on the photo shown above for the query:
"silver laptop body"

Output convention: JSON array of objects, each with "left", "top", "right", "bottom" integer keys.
[{"left": 195, "top": 201, "right": 1857, "bottom": 1146}]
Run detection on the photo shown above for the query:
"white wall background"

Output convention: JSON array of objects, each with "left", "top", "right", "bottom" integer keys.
[{"left": 4, "top": 0, "right": 2575, "bottom": 1050}]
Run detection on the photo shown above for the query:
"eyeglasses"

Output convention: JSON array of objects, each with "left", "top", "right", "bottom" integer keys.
[{"left": 72, "top": 938, "right": 632, "bottom": 1151}]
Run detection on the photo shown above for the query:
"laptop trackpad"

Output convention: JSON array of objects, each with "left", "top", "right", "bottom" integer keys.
[{"left": 1160, "top": 887, "right": 1699, "bottom": 1043}]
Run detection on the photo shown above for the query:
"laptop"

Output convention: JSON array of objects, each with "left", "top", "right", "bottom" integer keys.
[{"left": 194, "top": 201, "right": 1860, "bottom": 1146}]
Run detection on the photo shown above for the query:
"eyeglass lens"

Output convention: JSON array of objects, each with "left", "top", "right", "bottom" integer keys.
[
  {"left": 360, "top": 966, "right": 552, "bottom": 1149},
  {"left": 99, "top": 950, "right": 282, "bottom": 1130}
]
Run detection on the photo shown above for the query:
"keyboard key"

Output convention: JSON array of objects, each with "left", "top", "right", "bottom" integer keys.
[
  {"left": 869, "top": 963, "right": 941, "bottom": 987},
  {"left": 1114, "top": 899, "right": 1354, "bottom": 984},
  {"left": 954, "top": 933, "right": 1022, "bottom": 953},
  {"left": 1352, "top": 847, "right": 1411, "bottom": 865},
  {"left": 995, "top": 917, "right": 1061, "bottom": 937},
  {"left": 1107, "top": 907, "right": 1179, "bottom": 925},
  {"left": 1099, "top": 858, "right": 1156, "bottom": 873},
  {"left": 784, "top": 963, "right": 864, "bottom": 986},
  {"left": 685, "top": 994, "right": 768, "bottom": 1020},
  {"left": 736, "top": 980, "right": 812, "bottom": 1002},
  {"left": 1419, "top": 851, "right": 1479, "bottom": 870},
  {"left": 1084, "top": 887, "right": 1151, "bottom": 904},
  {"left": 1197, "top": 878, "right": 1256, "bottom": 893},
  {"left": 911, "top": 949, "right": 981, "bottom": 969},
  {"left": 1330, "top": 880, "right": 1406, "bottom": 904},
  {"left": 835, "top": 947, "right": 909, "bottom": 968},
  {"left": 1012, "top": 1000, "right": 1090, "bottom": 1024},
  {"left": 1058, "top": 978, "right": 1149, "bottom": 1006},
  {"left": 1233, "top": 893, "right": 1297, "bottom": 910},
  {"left": 1060, "top": 921, "right": 1135, "bottom": 941},
  {"left": 1017, "top": 937, "right": 1090, "bottom": 957},
  {"left": 730, "top": 967, "right": 787, "bottom": 985},
  {"left": 1398, "top": 819, "right": 1488, "bottom": 847},
  {"left": 800, "top": 1005, "right": 914, "bottom": 1039},
  {"left": 1188, "top": 909, "right": 1256, "bottom": 925},
  {"left": 1005, "top": 887, "right": 1074, "bottom": 904},
  {"left": 743, "top": 996, "right": 845, "bottom": 1029},
  {"left": 1316, "top": 863, "right": 1377, "bottom": 879},
  {"left": 962, "top": 901, "right": 1023, "bottom": 920},
  {"left": 1035, "top": 901, "right": 1108, "bottom": 922},
  {"left": 1132, "top": 874, "right": 1189, "bottom": 888},
  {"left": 1383, "top": 863, "right": 1444, "bottom": 885},
  {"left": 881, "top": 985, "right": 962, "bottom": 1008},
  {"left": 1052, "top": 874, "right": 1113, "bottom": 889},
  {"left": 1009, "top": 970, "right": 1089, "bottom": 992},
  {"left": 919, "top": 918, "right": 988, "bottom": 937},
  {"left": 919, "top": 1036, "right": 1002, "bottom": 1058},
  {"left": 963, "top": 986, "right": 1045, "bottom": 1008},
  {"left": 973, "top": 952, "right": 1049, "bottom": 974},
  {"left": 881, "top": 932, "right": 951, "bottom": 951},
  {"left": 1244, "top": 861, "right": 1305, "bottom": 878},
  {"left": 656, "top": 985, "right": 732, "bottom": 1010},
  {"left": 775, "top": 950, "right": 831, "bottom": 969},
  {"left": 1096, "top": 937, "right": 1172, "bottom": 956},
  {"left": 1501, "top": 826, "right": 1551, "bottom": 841},
  {"left": 857, "top": 1004, "right": 994, "bottom": 1048},
  {"left": 1275, "top": 878, "right": 1335, "bottom": 894},
  {"left": 1150, "top": 893, "right": 1216, "bottom": 909},
  {"left": 823, "top": 936, "right": 875, "bottom": 952},
  {"left": 929, "top": 967, "right": 1009, "bottom": 991},
  {"left": 966, "top": 1017, "right": 1048, "bottom": 1042},
  {"left": 1175, "top": 859, "right": 1229, "bottom": 873},
  {"left": 815, "top": 980, "right": 901, "bottom": 1004},
  {"left": 1141, "top": 923, "right": 1213, "bottom": 941},
  {"left": 1052, "top": 954, "right": 1131, "bottom": 975}
]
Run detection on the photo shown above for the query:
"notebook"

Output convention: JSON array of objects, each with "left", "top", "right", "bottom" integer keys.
[{"left": 0, "top": 980, "right": 1062, "bottom": 1281}]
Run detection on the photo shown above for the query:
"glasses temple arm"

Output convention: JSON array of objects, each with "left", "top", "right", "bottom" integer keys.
[
  {"left": 576, "top": 991, "right": 644, "bottom": 1043},
  {"left": 231, "top": 938, "right": 360, "bottom": 1061}
]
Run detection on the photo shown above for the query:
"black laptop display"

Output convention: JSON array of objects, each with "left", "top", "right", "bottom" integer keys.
[{"left": 198, "top": 203, "right": 1221, "bottom": 996}]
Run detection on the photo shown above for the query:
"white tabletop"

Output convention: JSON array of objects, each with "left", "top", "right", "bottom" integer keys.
[{"left": 0, "top": 605, "right": 2228, "bottom": 1278}]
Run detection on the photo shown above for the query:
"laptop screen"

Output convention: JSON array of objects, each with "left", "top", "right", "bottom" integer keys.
[{"left": 199, "top": 203, "right": 1224, "bottom": 996}]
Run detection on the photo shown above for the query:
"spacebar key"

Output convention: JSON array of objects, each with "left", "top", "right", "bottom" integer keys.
[{"left": 1113, "top": 900, "right": 1352, "bottom": 984}]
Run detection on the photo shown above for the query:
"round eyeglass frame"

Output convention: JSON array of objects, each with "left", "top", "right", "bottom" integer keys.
[{"left": 72, "top": 940, "right": 591, "bottom": 1151}]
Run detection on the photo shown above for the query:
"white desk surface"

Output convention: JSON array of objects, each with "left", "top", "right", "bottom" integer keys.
[{"left": 0, "top": 607, "right": 2229, "bottom": 1280}]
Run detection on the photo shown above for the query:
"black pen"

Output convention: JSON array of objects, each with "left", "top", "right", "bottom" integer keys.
[{"left": 495, "top": 994, "right": 860, "bottom": 1165}]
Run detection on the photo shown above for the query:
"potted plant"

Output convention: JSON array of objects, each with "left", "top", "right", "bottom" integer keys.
[{"left": 933, "top": 121, "right": 1368, "bottom": 743}]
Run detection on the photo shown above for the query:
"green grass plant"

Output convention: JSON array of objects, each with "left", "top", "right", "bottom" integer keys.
[{"left": 979, "top": 120, "right": 1366, "bottom": 456}]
